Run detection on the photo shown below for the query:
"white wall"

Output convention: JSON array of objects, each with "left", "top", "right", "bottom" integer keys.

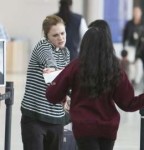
[
  {"left": 86, "top": 0, "right": 104, "bottom": 24},
  {"left": 0, "top": 0, "right": 133, "bottom": 51},
  {"left": 0, "top": 0, "right": 84, "bottom": 49}
]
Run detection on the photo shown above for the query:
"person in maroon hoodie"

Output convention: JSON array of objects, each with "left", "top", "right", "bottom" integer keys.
[{"left": 46, "top": 20, "right": 144, "bottom": 150}]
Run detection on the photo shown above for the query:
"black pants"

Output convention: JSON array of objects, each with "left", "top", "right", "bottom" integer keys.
[
  {"left": 76, "top": 137, "right": 115, "bottom": 150},
  {"left": 21, "top": 115, "right": 63, "bottom": 150}
]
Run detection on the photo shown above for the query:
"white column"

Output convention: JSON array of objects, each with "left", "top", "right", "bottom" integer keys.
[{"left": 84, "top": 0, "right": 104, "bottom": 24}]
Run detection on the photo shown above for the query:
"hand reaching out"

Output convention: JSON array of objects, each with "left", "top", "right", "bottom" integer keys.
[
  {"left": 63, "top": 96, "right": 71, "bottom": 112},
  {"left": 43, "top": 68, "right": 64, "bottom": 74},
  {"left": 43, "top": 68, "right": 56, "bottom": 74}
]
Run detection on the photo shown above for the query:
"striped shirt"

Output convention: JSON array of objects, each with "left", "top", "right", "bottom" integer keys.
[{"left": 21, "top": 38, "right": 70, "bottom": 124}]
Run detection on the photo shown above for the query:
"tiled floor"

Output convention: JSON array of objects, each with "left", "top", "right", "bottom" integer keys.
[{"left": 0, "top": 72, "right": 143, "bottom": 150}]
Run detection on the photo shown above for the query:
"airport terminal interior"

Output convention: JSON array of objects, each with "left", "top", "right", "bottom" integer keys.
[{"left": 0, "top": 0, "right": 144, "bottom": 149}]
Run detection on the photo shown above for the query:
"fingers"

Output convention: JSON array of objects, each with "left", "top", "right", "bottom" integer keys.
[{"left": 43, "top": 68, "right": 56, "bottom": 73}]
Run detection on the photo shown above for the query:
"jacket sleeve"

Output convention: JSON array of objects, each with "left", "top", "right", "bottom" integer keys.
[
  {"left": 113, "top": 71, "right": 144, "bottom": 111},
  {"left": 36, "top": 42, "right": 57, "bottom": 68},
  {"left": 123, "top": 21, "right": 129, "bottom": 47},
  {"left": 46, "top": 62, "right": 74, "bottom": 104}
]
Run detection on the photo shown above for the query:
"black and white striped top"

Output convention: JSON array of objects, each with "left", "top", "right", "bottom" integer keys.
[{"left": 21, "top": 38, "right": 70, "bottom": 124}]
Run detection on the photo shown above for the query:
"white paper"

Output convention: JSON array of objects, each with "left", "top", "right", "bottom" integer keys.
[{"left": 43, "top": 70, "right": 62, "bottom": 83}]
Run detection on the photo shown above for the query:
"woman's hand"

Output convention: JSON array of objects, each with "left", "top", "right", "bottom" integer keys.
[
  {"left": 43, "top": 68, "right": 56, "bottom": 74},
  {"left": 63, "top": 96, "right": 71, "bottom": 112}
]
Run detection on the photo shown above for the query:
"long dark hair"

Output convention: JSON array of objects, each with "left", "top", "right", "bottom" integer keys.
[
  {"left": 57, "top": 0, "right": 72, "bottom": 26},
  {"left": 79, "top": 20, "right": 121, "bottom": 98}
]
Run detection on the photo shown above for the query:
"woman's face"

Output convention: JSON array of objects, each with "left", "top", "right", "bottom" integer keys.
[
  {"left": 47, "top": 23, "right": 66, "bottom": 48},
  {"left": 133, "top": 7, "right": 142, "bottom": 23}
]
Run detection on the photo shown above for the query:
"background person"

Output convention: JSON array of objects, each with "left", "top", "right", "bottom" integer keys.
[
  {"left": 123, "top": 6, "right": 144, "bottom": 48},
  {"left": 122, "top": 6, "right": 144, "bottom": 65},
  {"left": 56, "top": 0, "right": 88, "bottom": 61},
  {"left": 46, "top": 20, "right": 144, "bottom": 150},
  {"left": 120, "top": 49, "right": 143, "bottom": 87},
  {"left": 122, "top": 6, "right": 144, "bottom": 87},
  {"left": 21, "top": 15, "right": 70, "bottom": 150}
]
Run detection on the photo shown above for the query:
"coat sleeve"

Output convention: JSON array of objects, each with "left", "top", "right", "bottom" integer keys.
[
  {"left": 113, "top": 71, "right": 144, "bottom": 111},
  {"left": 46, "top": 62, "right": 74, "bottom": 104},
  {"left": 123, "top": 21, "right": 129, "bottom": 46}
]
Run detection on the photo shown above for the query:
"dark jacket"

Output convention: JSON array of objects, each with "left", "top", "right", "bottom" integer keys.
[
  {"left": 123, "top": 20, "right": 144, "bottom": 47},
  {"left": 46, "top": 59, "right": 144, "bottom": 140},
  {"left": 57, "top": 12, "right": 82, "bottom": 61}
]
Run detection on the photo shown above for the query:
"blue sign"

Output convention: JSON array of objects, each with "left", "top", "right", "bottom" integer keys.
[{"left": 104, "top": 0, "right": 128, "bottom": 42}]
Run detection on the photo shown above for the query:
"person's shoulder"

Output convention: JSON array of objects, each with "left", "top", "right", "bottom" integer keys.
[
  {"left": 35, "top": 38, "right": 53, "bottom": 49},
  {"left": 73, "top": 12, "right": 82, "bottom": 17},
  {"left": 37, "top": 38, "right": 49, "bottom": 45},
  {"left": 66, "top": 58, "right": 79, "bottom": 70},
  {"left": 32, "top": 38, "right": 54, "bottom": 54},
  {"left": 71, "top": 12, "right": 82, "bottom": 19},
  {"left": 125, "top": 20, "right": 133, "bottom": 25},
  {"left": 123, "top": 20, "right": 133, "bottom": 30}
]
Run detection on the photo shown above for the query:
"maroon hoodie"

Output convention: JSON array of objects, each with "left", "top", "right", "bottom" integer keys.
[{"left": 46, "top": 59, "right": 144, "bottom": 140}]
